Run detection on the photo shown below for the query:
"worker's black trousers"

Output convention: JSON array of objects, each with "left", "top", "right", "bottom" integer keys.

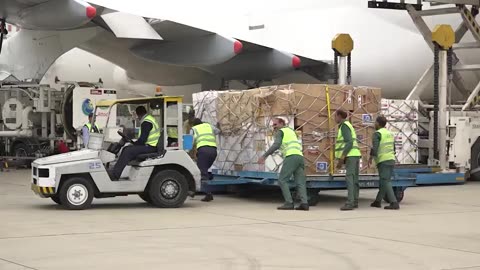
[
  {"left": 197, "top": 146, "right": 217, "bottom": 192},
  {"left": 112, "top": 145, "right": 156, "bottom": 179}
]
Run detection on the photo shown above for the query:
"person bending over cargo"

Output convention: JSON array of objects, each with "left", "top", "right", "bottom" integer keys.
[
  {"left": 191, "top": 118, "right": 220, "bottom": 202},
  {"left": 109, "top": 106, "right": 159, "bottom": 181},
  {"left": 82, "top": 113, "right": 99, "bottom": 148},
  {"left": 368, "top": 116, "right": 400, "bottom": 210},
  {"left": 334, "top": 109, "right": 361, "bottom": 211},
  {"left": 258, "top": 117, "right": 309, "bottom": 211}
]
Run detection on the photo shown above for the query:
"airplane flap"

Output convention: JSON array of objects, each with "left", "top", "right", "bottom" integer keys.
[{"left": 101, "top": 12, "right": 163, "bottom": 40}]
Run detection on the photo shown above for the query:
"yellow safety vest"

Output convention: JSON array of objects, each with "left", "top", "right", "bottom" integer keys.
[
  {"left": 280, "top": 127, "right": 303, "bottom": 157},
  {"left": 376, "top": 128, "right": 395, "bottom": 164},
  {"left": 138, "top": 115, "right": 160, "bottom": 147},
  {"left": 192, "top": 123, "right": 217, "bottom": 149},
  {"left": 335, "top": 120, "right": 361, "bottom": 158},
  {"left": 84, "top": 123, "right": 99, "bottom": 133},
  {"left": 167, "top": 127, "right": 178, "bottom": 139}
]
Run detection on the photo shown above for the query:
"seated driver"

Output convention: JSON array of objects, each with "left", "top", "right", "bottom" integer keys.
[{"left": 109, "top": 106, "right": 159, "bottom": 180}]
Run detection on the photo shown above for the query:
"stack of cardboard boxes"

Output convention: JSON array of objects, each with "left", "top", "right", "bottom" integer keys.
[
  {"left": 380, "top": 99, "right": 419, "bottom": 164},
  {"left": 193, "top": 84, "right": 382, "bottom": 175}
]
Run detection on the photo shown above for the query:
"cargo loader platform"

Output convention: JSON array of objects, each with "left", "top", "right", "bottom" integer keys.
[
  {"left": 204, "top": 166, "right": 465, "bottom": 205},
  {"left": 393, "top": 164, "right": 466, "bottom": 185}
]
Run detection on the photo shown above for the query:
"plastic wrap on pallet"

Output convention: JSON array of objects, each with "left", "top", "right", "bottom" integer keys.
[
  {"left": 392, "top": 130, "right": 418, "bottom": 164},
  {"left": 192, "top": 91, "right": 219, "bottom": 125},
  {"left": 380, "top": 99, "right": 419, "bottom": 164},
  {"left": 381, "top": 99, "right": 419, "bottom": 121},
  {"left": 193, "top": 84, "right": 382, "bottom": 175}
]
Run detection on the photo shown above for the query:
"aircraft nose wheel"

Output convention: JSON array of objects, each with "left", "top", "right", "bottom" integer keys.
[{"left": 161, "top": 180, "right": 180, "bottom": 199}]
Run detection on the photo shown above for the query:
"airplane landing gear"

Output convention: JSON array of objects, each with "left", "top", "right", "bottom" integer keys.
[{"left": 0, "top": 19, "right": 8, "bottom": 54}]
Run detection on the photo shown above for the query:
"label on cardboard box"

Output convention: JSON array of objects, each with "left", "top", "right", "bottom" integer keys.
[
  {"left": 381, "top": 99, "right": 390, "bottom": 109},
  {"left": 306, "top": 145, "right": 320, "bottom": 154},
  {"left": 362, "top": 114, "right": 374, "bottom": 125},
  {"left": 394, "top": 135, "right": 404, "bottom": 150},
  {"left": 357, "top": 95, "right": 363, "bottom": 106},
  {"left": 312, "top": 131, "right": 330, "bottom": 139},
  {"left": 346, "top": 90, "right": 353, "bottom": 104},
  {"left": 316, "top": 162, "right": 328, "bottom": 172}
]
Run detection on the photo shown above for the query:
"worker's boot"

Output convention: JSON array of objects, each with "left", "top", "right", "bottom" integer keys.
[
  {"left": 201, "top": 193, "right": 213, "bottom": 202},
  {"left": 340, "top": 204, "right": 354, "bottom": 211},
  {"left": 295, "top": 203, "right": 309, "bottom": 211},
  {"left": 370, "top": 201, "right": 382, "bottom": 208},
  {"left": 277, "top": 203, "right": 294, "bottom": 210},
  {"left": 384, "top": 202, "right": 400, "bottom": 210}
]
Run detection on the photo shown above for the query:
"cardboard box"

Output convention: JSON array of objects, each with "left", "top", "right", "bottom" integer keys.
[
  {"left": 355, "top": 127, "right": 374, "bottom": 154},
  {"left": 194, "top": 83, "right": 382, "bottom": 175},
  {"left": 294, "top": 84, "right": 355, "bottom": 112},
  {"left": 296, "top": 116, "right": 337, "bottom": 140},
  {"left": 354, "top": 86, "right": 382, "bottom": 113},
  {"left": 303, "top": 140, "right": 334, "bottom": 175},
  {"left": 254, "top": 87, "right": 296, "bottom": 117}
]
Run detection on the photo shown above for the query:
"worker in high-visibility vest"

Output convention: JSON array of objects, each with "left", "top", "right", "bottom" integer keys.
[
  {"left": 258, "top": 117, "right": 309, "bottom": 211},
  {"left": 368, "top": 116, "right": 400, "bottom": 210},
  {"left": 82, "top": 113, "right": 99, "bottom": 148},
  {"left": 109, "top": 106, "right": 159, "bottom": 180},
  {"left": 334, "top": 109, "right": 361, "bottom": 211},
  {"left": 167, "top": 126, "right": 178, "bottom": 147},
  {"left": 191, "top": 118, "right": 220, "bottom": 202}
]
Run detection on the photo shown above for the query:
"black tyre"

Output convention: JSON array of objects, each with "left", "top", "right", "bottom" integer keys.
[
  {"left": 307, "top": 189, "right": 321, "bottom": 206},
  {"left": 51, "top": 195, "right": 62, "bottom": 205},
  {"left": 148, "top": 170, "right": 189, "bottom": 208},
  {"left": 139, "top": 193, "right": 152, "bottom": 204},
  {"left": 59, "top": 177, "right": 94, "bottom": 210},
  {"left": 384, "top": 187, "right": 404, "bottom": 203},
  {"left": 13, "top": 143, "right": 30, "bottom": 167}
]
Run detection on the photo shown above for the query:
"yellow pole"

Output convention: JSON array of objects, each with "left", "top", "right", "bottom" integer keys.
[{"left": 326, "top": 86, "right": 335, "bottom": 175}]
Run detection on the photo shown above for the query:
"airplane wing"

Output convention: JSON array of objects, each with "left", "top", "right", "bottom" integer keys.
[
  {"left": 90, "top": 14, "right": 332, "bottom": 83},
  {"left": 0, "top": 0, "right": 163, "bottom": 40},
  {"left": 0, "top": 0, "right": 97, "bottom": 30},
  {"left": 0, "top": 0, "right": 332, "bottom": 87}
]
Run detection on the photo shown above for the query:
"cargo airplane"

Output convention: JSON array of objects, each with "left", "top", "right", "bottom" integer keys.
[
  {"left": 1, "top": 0, "right": 479, "bottom": 102},
  {"left": 0, "top": 0, "right": 331, "bottom": 96}
]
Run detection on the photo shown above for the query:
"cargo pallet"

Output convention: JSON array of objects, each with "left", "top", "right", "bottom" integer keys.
[{"left": 204, "top": 165, "right": 465, "bottom": 205}]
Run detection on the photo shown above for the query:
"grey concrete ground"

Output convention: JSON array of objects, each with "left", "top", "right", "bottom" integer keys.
[{"left": 1, "top": 170, "right": 480, "bottom": 270}]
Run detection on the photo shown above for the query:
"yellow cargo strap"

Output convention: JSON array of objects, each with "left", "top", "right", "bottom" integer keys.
[{"left": 326, "top": 86, "right": 334, "bottom": 175}]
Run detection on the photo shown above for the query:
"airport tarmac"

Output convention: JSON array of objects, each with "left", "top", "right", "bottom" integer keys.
[{"left": 1, "top": 169, "right": 480, "bottom": 270}]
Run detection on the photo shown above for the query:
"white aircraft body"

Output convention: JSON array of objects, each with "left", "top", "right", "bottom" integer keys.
[{"left": 1, "top": 0, "right": 479, "bottom": 102}]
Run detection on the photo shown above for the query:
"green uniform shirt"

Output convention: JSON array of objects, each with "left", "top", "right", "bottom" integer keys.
[
  {"left": 263, "top": 130, "right": 284, "bottom": 158},
  {"left": 370, "top": 132, "right": 395, "bottom": 166}
]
